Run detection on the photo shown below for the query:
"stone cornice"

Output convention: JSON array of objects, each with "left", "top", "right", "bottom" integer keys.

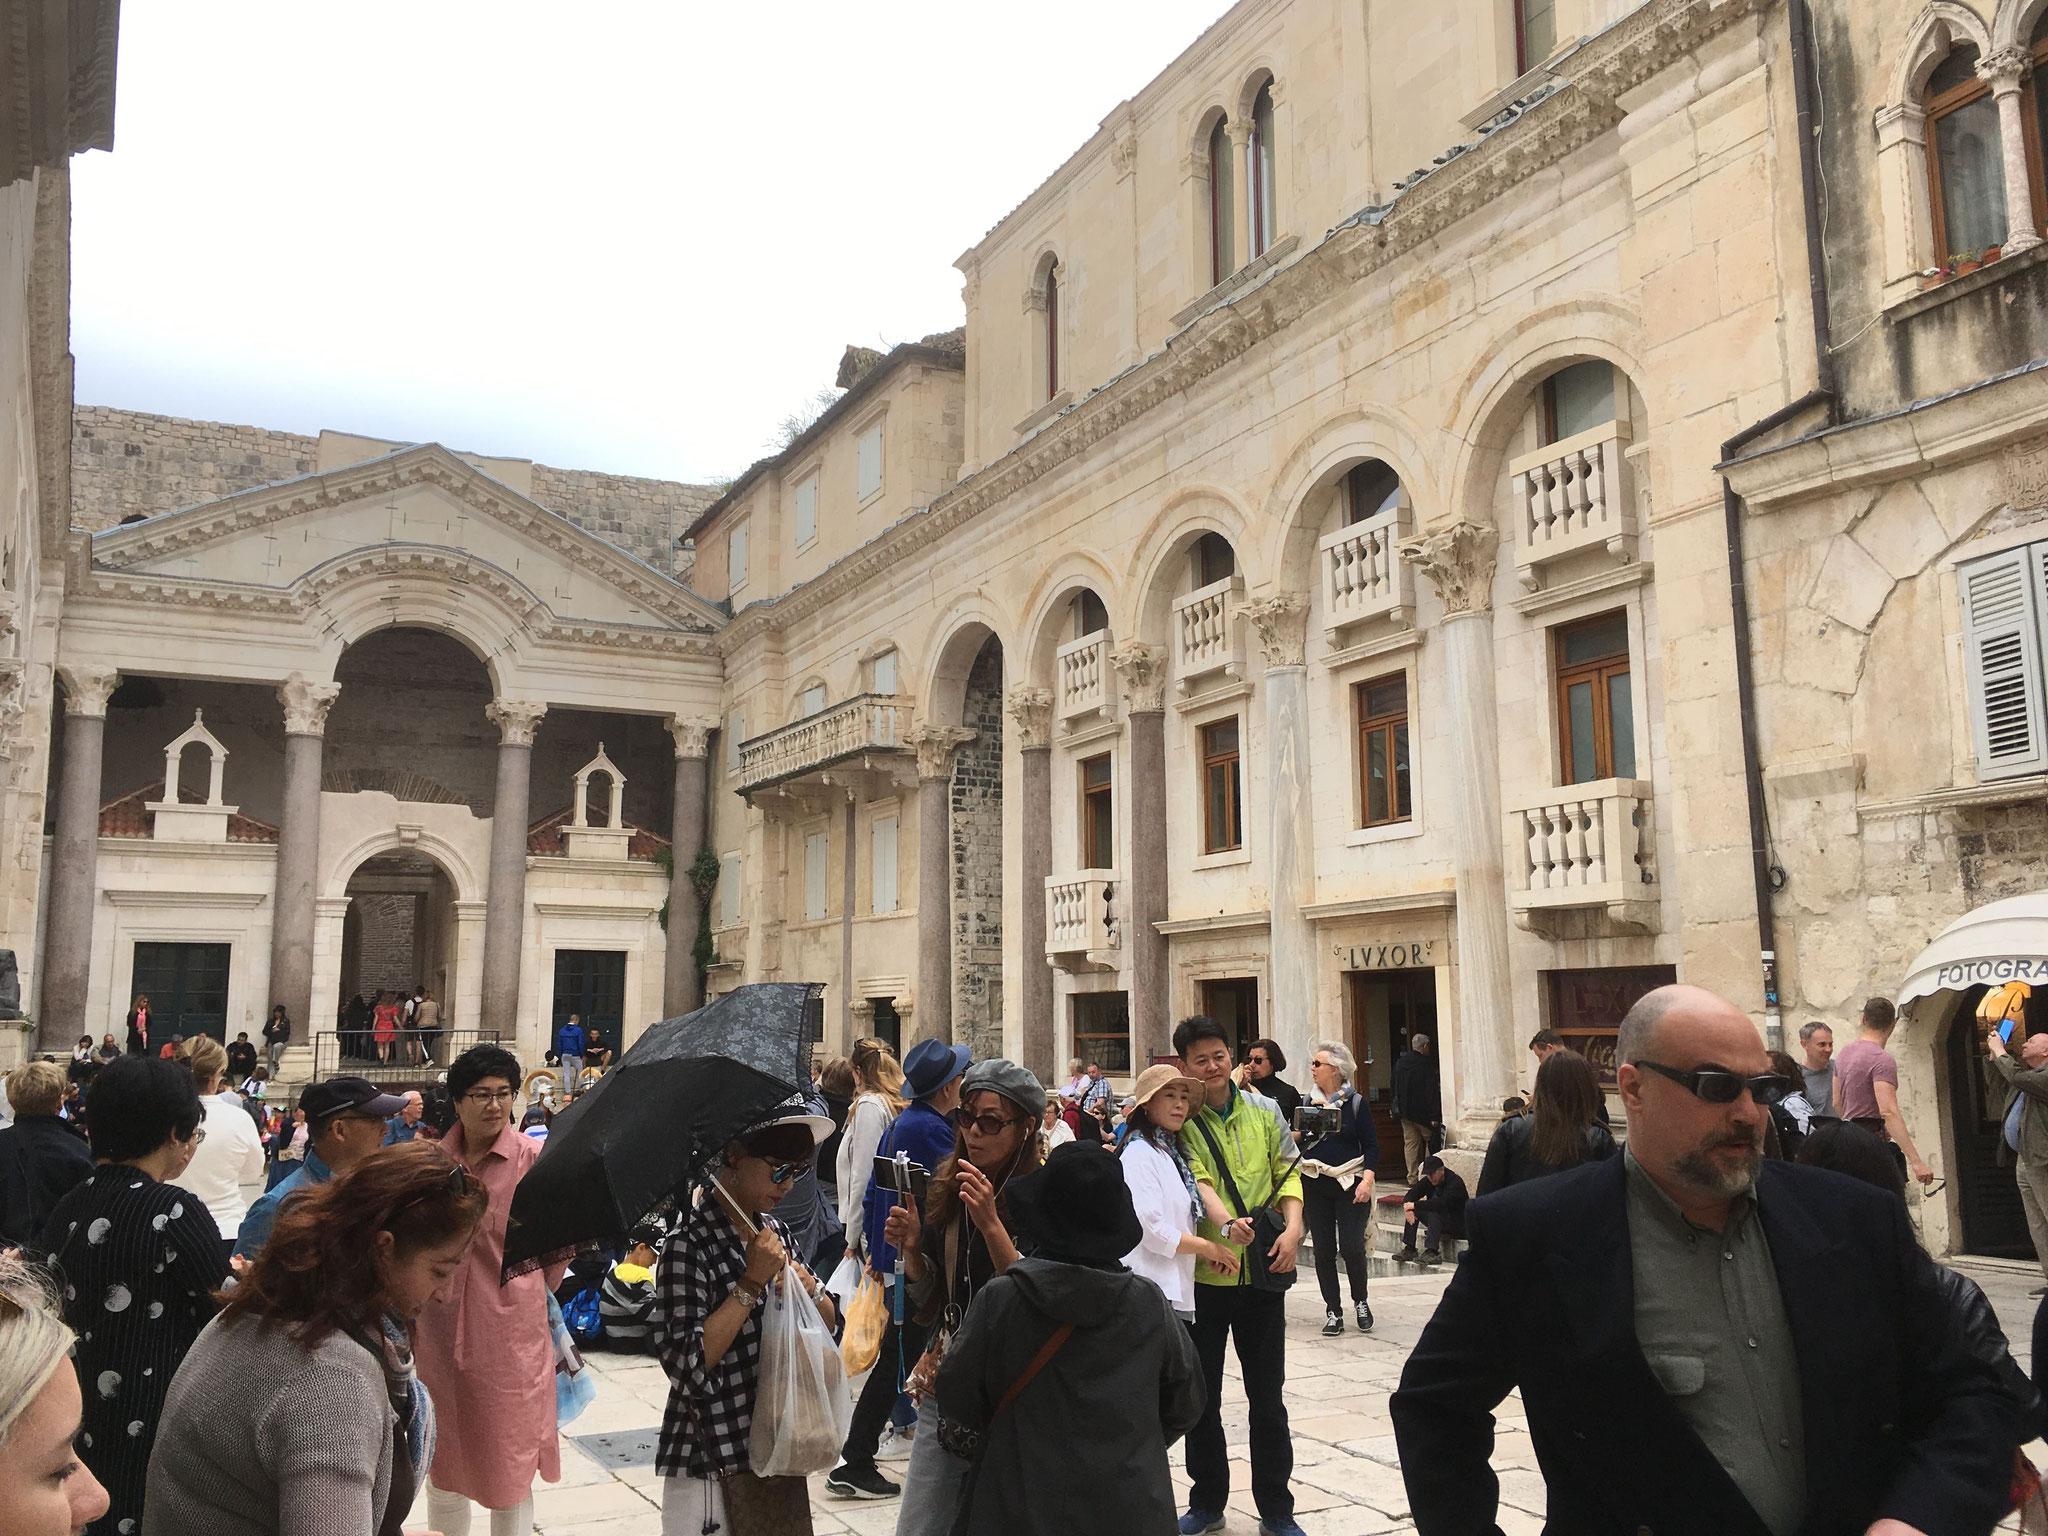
[
  {"left": 88, "top": 442, "right": 725, "bottom": 634},
  {"left": 721, "top": 0, "right": 1762, "bottom": 654}
]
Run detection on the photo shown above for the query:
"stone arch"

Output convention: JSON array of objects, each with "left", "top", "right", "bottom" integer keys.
[
  {"left": 1190, "top": 102, "right": 1230, "bottom": 162},
  {"left": 1235, "top": 63, "right": 1279, "bottom": 123},
  {"left": 919, "top": 596, "right": 1016, "bottom": 728},
  {"left": 1017, "top": 554, "right": 1120, "bottom": 693},
  {"left": 323, "top": 830, "right": 481, "bottom": 905},
  {"left": 1261, "top": 404, "right": 1441, "bottom": 598},
  {"left": 304, "top": 551, "right": 553, "bottom": 697},
  {"left": 1995, "top": 0, "right": 2048, "bottom": 50},
  {"left": 1899, "top": 2, "right": 1994, "bottom": 102},
  {"left": 1126, "top": 484, "right": 1258, "bottom": 646}
]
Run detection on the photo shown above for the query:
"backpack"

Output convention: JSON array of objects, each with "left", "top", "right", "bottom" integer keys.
[{"left": 562, "top": 1285, "right": 604, "bottom": 1346}]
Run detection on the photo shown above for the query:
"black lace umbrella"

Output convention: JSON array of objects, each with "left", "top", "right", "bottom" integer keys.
[{"left": 501, "top": 982, "right": 818, "bottom": 1278}]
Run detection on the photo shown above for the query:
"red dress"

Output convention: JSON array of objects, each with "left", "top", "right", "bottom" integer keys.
[{"left": 372, "top": 1003, "right": 400, "bottom": 1044}]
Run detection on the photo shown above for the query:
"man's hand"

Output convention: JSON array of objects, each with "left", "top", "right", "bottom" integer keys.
[
  {"left": 1910, "top": 1158, "right": 1936, "bottom": 1187},
  {"left": 1988, "top": 1027, "right": 2010, "bottom": 1059},
  {"left": 1403, "top": 1202, "right": 1417, "bottom": 1219},
  {"left": 1268, "top": 1224, "right": 1302, "bottom": 1274}
]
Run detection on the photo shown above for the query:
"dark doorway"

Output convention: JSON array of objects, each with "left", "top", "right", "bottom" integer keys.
[
  {"left": 1544, "top": 965, "right": 1678, "bottom": 1085},
  {"left": 1950, "top": 986, "right": 2040, "bottom": 1258},
  {"left": 1201, "top": 977, "right": 1261, "bottom": 1062},
  {"left": 1072, "top": 991, "right": 1131, "bottom": 1074},
  {"left": 130, "top": 943, "right": 231, "bottom": 1043},
  {"left": 868, "top": 997, "right": 901, "bottom": 1053},
  {"left": 552, "top": 950, "right": 626, "bottom": 1042},
  {"left": 1346, "top": 967, "right": 1438, "bottom": 1178}
]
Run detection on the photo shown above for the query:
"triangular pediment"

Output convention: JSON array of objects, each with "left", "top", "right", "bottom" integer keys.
[{"left": 85, "top": 443, "right": 725, "bottom": 635}]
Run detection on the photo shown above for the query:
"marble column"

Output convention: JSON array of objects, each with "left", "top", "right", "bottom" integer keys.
[
  {"left": 1109, "top": 644, "right": 1171, "bottom": 1065},
  {"left": 1008, "top": 686, "right": 1055, "bottom": 1080},
  {"left": 904, "top": 721, "right": 973, "bottom": 1046},
  {"left": 40, "top": 665, "right": 119, "bottom": 1049},
  {"left": 663, "top": 717, "right": 713, "bottom": 1018},
  {"left": 840, "top": 789, "right": 856, "bottom": 1045},
  {"left": 1981, "top": 49, "right": 2046, "bottom": 256},
  {"left": 1401, "top": 523, "right": 1515, "bottom": 1132},
  {"left": 481, "top": 699, "right": 547, "bottom": 1042},
  {"left": 268, "top": 673, "right": 340, "bottom": 1046},
  {"left": 1245, "top": 595, "right": 1317, "bottom": 1076}
]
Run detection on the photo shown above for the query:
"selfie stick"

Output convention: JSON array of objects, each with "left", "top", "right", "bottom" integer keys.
[{"left": 891, "top": 1149, "right": 909, "bottom": 1388}]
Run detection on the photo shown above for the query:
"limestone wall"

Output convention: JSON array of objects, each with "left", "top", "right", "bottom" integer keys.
[
  {"left": 530, "top": 462, "right": 719, "bottom": 574},
  {"left": 951, "top": 639, "right": 1005, "bottom": 1060}
]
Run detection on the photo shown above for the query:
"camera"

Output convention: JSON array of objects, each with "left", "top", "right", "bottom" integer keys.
[{"left": 1294, "top": 1103, "right": 1342, "bottom": 1142}]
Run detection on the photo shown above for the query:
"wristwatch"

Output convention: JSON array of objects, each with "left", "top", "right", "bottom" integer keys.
[{"left": 732, "top": 1280, "right": 765, "bottom": 1309}]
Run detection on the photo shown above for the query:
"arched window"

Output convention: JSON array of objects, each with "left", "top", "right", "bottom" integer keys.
[
  {"left": 1925, "top": 42, "right": 2008, "bottom": 265},
  {"left": 1539, "top": 361, "right": 1616, "bottom": 446},
  {"left": 1044, "top": 263, "right": 1060, "bottom": 401},
  {"left": 1250, "top": 83, "right": 1277, "bottom": 259},
  {"left": 1208, "top": 116, "right": 1236, "bottom": 285},
  {"left": 1345, "top": 460, "right": 1402, "bottom": 525},
  {"left": 1073, "top": 590, "right": 1108, "bottom": 637}
]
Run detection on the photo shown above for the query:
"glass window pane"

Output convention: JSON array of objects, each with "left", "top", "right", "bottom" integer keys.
[
  {"left": 1560, "top": 611, "right": 1628, "bottom": 665},
  {"left": 1364, "top": 677, "right": 1406, "bottom": 719},
  {"left": 1204, "top": 718, "right": 1239, "bottom": 757},
  {"left": 1608, "top": 671, "right": 1636, "bottom": 780},
  {"left": 1927, "top": 43, "right": 1982, "bottom": 98},
  {"left": 1088, "top": 797, "right": 1114, "bottom": 868},
  {"left": 1938, "top": 94, "right": 2010, "bottom": 257},
  {"left": 1367, "top": 729, "right": 1389, "bottom": 823},
  {"left": 1548, "top": 360, "right": 1615, "bottom": 440},
  {"left": 1393, "top": 723, "right": 1412, "bottom": 819},
  {"left": 1522, "top": 0, "right": 1556, "bottom": 68},
  {"left": 1209, "top": 118, "right": 1236, "bottom": 281},
  {"left": 1567, "top": 680, "right": 1598, "bottom": 783},
  {"left": 1346, "top": 460, "right": 1402, "bottom": 524},
  {"left": 1206, "top": 763, "right": 1230, "bottom": 849},
  {"left": 1083, "top": 755, "right": 1111, "bottom": 789}
]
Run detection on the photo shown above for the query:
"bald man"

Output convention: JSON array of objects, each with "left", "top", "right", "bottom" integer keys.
[{"left": 1392, "top": 983, "right": 2019, "bottom": 1536}]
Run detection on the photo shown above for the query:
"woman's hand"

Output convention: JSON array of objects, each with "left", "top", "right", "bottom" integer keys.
[
  {"left": 1352, "top": 1173, "right": 1377, "bottom": 1207},
  {"left": 1199, "top": 1239, "right": 1241, "bottom": 1276},
  {"left": 958, "top": 1162, "right": 1002, "bottom": 1236},
  {"left": 741, "top": 1224, "right": 786, "bottom": 1288},
  {"left": 882, "top": 1197, "right": 922, "bottom": 1258}
]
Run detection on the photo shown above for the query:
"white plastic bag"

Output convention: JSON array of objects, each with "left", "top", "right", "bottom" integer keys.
[
  {"left": 748, "top": 1265, "right": 852, "bottom": 1476},
  {"left": 823, "top": 1251, "right": 862, "bottom": 1310}
]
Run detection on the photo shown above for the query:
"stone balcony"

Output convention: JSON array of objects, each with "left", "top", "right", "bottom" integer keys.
[
  {"left": 1046, "top": 870, "right": 1119, "bottom": 971},
  {"left": 1319, "top": 504, "right": 1413, "bottom": 636},
  {"left": 1173, "top": 574, "right": 1244, "bottom": 693},
  {"left": 1505, "top": 778, "right": 1659, "bottom": 935},
  {"left": 1509, "top": 419, "right": 1638, "bottom": 588},
  {"left": 1056, "top": 632, "right": 1110, "bottom": 724},
  {"left": 734, "top": 694, "right": 914, "bottom": 796}
]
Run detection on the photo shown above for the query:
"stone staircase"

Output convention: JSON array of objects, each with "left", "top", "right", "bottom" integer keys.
[{"left": 269, "top": 1044, "right": 316, "bottom": 1093}]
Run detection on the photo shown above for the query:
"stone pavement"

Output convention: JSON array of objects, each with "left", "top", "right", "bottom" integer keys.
[{"left": 408, "top": 1255, "right": 2044, "bottom": 1536}]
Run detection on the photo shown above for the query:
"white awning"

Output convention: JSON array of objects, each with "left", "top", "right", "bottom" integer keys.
[{"left": 1896, "top": 891, "right": 2048, "bottom": 1010}]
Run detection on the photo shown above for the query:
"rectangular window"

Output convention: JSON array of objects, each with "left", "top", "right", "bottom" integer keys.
[
  {"left": 793, "top": 474, "right": 818, "bottom": 548},
  {"left": 1200, "top": 718, "right": 1242, "bottom": 853},
  {"left": 1072, "top": 991, "right": 1132, "bottom": 1075},
  {"left": 1356, "top": 674, "right": 1413, "bottom": 828},
  {"left": 1081, "top": 753, "right": 1115, "bottom": 870},
  {"left": 727, "top": 709, "right": 745, "bottom": 775},
  {"left": 800, "top": 684, "right": 827, "bottom": 718},
  {"left": 805, "top": 831, "right": 829, "bottom": 920},
  {"left": 872, "top": 649, "right": 898, "bottom": 695},
  {"left": 1555, "top": 611, "right": 1635, "bottom": 784},
  {"left": 728, "top": 521, "right": 749, "bottom": 591},
  {"left": 857, "top": 423, "right": 884, "bottom": 501},
  {"left": 719, "top": 852, "right": 743, "bottom": 927},
  {"left": 1515, "top": 0, "right": 1557, "bottom": 75},
  {"left": 1545, "top": 965, "right": 1676, "bottom": 1086},
  {"left": 871, "top": 814, "right": 899, "bottom": 913}
]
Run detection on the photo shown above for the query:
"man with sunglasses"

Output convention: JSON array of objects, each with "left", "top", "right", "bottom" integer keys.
[
  {"left": 231, "top": 1073, "right": 405, "bottom": 1262},
  {"left": 1394, "top": 983, "right": 2020, "bottom": 1536}
]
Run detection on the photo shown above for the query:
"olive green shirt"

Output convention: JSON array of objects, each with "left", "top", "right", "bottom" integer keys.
[{"left": 1624, "top": 1150, "right": 1805, "bottom": 1536}]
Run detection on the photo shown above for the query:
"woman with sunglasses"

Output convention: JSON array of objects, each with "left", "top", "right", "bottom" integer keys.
[
  {"left": 1476, "top": 1048, "right": 1617, "bottom": 1197},
  {"left": 143, "top": 1143, "right": 487, "bottom": 1535},
  {"left": 411, "top": 1046, "right": 566, "bottom": 1536},
  {"left": 885, "top": 1058, "right": 1046, "bottom": 1536}
]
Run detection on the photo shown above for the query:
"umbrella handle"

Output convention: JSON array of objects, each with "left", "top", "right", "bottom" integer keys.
[{"left": 709, "top": 1173, "right": 760, "bottom": 1238}]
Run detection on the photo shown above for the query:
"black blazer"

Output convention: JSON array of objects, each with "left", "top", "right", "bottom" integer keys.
[{"left": 1390, "top": 1155, "right": 2020, "bottom": 1536}]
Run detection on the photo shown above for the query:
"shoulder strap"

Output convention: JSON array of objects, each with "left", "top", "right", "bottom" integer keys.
[
  {"left": 1191, "top": 1112, "right": 1250, "bottom": 1218},
  {"left": 994, "top": 1320, "right": 1075, "bottom": 1421}
]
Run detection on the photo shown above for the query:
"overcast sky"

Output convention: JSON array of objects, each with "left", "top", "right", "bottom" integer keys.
[{"left": 69, "top": 3, "right": 1229, "bottom": 485}]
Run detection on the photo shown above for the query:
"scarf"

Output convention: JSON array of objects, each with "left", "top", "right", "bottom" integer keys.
[
  {"left": 1147, "top": 1126, "right": 1203, "bottom": 1226},
  {"left": 366, "top": 1313, "right": 435, "bottom": 1478}
]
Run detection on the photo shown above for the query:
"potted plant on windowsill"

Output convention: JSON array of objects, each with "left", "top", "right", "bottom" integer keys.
[{"left": 1952, "top": 248, "right": 1987, "bottom": 277}]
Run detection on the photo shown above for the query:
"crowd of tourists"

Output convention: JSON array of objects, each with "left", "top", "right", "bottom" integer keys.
[{"left": 0, "top": 980, "right": 2043, "bottom": 1535}]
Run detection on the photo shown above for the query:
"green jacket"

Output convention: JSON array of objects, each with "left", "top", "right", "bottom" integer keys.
[
  {"left": 1179, "top": 1086, "right": 1303, "bottom": 1288},
  {"left": 1990, "top": 1050, "right": 2048, "bottom": 1168}
]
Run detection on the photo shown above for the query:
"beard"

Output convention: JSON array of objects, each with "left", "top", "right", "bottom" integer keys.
[{"left": 1670, "top": 1128, "right": 1765, "bottom": 1200}]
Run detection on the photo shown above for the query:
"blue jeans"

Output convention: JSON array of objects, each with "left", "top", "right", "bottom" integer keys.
[
  {"left": 1186, "top": 1285, "right": 1292, "bottom": 1523},
  {"left": 891, "top": 1398, "right": 969, "bottom": 1536}
]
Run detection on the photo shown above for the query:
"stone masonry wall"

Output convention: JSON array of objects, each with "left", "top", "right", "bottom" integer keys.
[
  {"left": 350, "top": 894, "right": 420, "bottom": 1004},
  {"left": 73, "top": 406, "right": 318, "bottom": 530},
  {"left": 530, "top": 463, "right": 720, "bottom": 574},
  {"left": 951, "top": 638, "right": 1004, "bottom": 1059}
]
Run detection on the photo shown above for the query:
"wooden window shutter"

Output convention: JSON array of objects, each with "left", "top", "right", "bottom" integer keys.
[
  {"left": 1961, "top": 545, "right": 2048, "bottom": 778},
  {"left": 872, "top": 815, "right": 898, "bottom": 914},
  {"left": 805, "top": 831, "right": 829, "bottom": 919},
  {"left": 720, "top": 853, "right": 743, "bottom": 926}
]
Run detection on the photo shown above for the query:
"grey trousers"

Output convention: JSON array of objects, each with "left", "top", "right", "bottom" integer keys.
[{"left": 2018, "top": 1156, "right": 2048, "bottom": 1282}]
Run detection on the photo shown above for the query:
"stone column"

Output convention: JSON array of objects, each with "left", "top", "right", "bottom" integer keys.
[
  {"left": 663, "top": 717, "right": 713, "bottom": 1018},
  {"left": 1244, "top": 595, "right": 1316, "bottom": 1075},
  {"left": 40, "top": 665, "right": 119, "bottom": 1048},
  {"left": 840, "top": 789, "right": 856, "bottom": 1046},
  {"left": 904, "top": 722, "right": 973, "bottom": 1046},
  {"left": 480, "top": 700, "right": 547, "bottom": 1042},
  {"left": 1980, "top": 49, "right": 2045, "bottom": 256},
  {"left": 268, "top": 674, "right": 340, "bottom": 1046},
  {"left": 1401, "top": 523, "right": 1515, "bottom": 1132},
  {"left": 1008, "top": 686, "right": 1055, "bottom": 1079},
  {"left": 1109, "top": 644, "right": 1171, "bottom": 1065}
]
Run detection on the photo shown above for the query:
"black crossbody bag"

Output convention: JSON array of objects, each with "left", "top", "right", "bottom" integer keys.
[{"left": 1191, "top": 1114, "right": 1297, "bottom": 1294}]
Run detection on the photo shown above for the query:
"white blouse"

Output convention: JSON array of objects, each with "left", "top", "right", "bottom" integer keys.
[
  {"left": 1121, "top": 1135, "right": 1199, "bottom": 1316},
  {"left": 835, "top": 1093, "right": 895, "bottom": 1235}
]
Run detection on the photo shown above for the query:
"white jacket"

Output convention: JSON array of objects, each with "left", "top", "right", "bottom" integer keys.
[
  {"left": 836, "top": 1093, "right": 896, "bottom": 1237},
  {"left": 1121, "top": 1134, "right": 1198, "bottom": 1316},
  {"left": 175, "top": 1091, "right": 268, "bottom": 1239}
]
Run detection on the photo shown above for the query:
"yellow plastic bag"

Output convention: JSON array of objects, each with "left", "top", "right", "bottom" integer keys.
[{"left": 840, "top": 1269, "right": 887, "bottom": 1377}]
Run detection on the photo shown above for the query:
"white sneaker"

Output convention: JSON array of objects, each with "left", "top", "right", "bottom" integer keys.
[{"left": 875, "top": 1423, "right": 916, "bottom": 1461}]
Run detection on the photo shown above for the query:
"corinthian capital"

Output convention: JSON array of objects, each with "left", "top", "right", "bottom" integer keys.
[
  {"left": 1006, "top": 687, "right": 1054, "bottom": 750},
  {"left": 486, "top": 698, "right": 549, "bottom": 747},
  {"left": 904, "top": 721, "right": 975, "bottom": 781},
  {"left": 1400, "top": 522, "right": 1499, "bottom": 618},
  {"left": 56, "top": 664, "right": 120, "bottom": 718},
  {"left": 1979, "top": 46, "right": 2034, "bottom": 93},
  {"left": 1109, "top": 642, "right": 1169, "bottom": 714},
  {"left": 1242, "top": 592, "right": 1311, "bottom": 669},
  {"left": 666, "top": 715, "right": 716, "bottom": 760},
  {"left": 277, "top": 672, "right": 342, "bottom": 737}
]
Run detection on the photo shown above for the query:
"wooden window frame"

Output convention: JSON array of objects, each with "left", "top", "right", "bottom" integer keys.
[
  {"left": 1200, "top": 718, "right": 1243, "bottom": 854},
  {"left": 1356, "top": 674, "right": 1412, "bottom": 830},
  {"left": 1249, "top": 84, "right": 1274, "bottom": 259},
  {"left": 1044, "top": 265, "right": 1060, "bottom": 402},
  {"left": 1555, "top": 613, "right": 1633, "bottom": 784},
  {"left": 1514, "top": 0, "right": 1555, "bottom": 76},
  {"left": 1208, "top": 117, "right": 1233, "bottom": 286},
  {"left": 1080, "top": 753, "right": 1115, "bottom": 870},
  {"left": 2017, "top": 32, "right": 2048, "bottom": 250},
  {"left": 1926, "top": 54, "right": 2000, "bottom": 266}
]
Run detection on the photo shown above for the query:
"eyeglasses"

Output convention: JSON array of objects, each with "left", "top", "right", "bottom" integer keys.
[
  {"left": 190, "top": 1128, "right": 207, "bottom": 1145},
  {"left": 1634, "top": 1060, "right": 1791, "bottom": 1107},
  {"left": 461, "top": 1088, "right": 516, "bottom": 1106},
  {"left": 954, "top": 1109, "right": 1024, "bottom": 1137}
]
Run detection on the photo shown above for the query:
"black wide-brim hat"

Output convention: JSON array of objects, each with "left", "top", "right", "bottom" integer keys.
[{"left": 1005, "top": 1141, "right": 1144, "bottom": 1263}]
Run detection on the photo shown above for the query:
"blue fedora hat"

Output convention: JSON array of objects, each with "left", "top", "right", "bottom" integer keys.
[{"left": 902, "top": 1037, "right": 972, "bottom": 1100}]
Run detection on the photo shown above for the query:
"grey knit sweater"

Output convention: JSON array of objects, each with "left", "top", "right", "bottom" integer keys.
[{"left": 142, "top": 1311, "right": 397, "bottom": 1536}]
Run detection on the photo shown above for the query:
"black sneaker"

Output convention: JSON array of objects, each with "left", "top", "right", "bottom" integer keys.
[
  {"left": 1356, "top": 1299, "right": 1374, "bottom": 1332},
  {"left": 1421, "top": 1246, "right": 1443, "bottom": 1265},
  {"left": 1321, "top": 1308, "right": 1343, "bottom": 1336},
  {"left": 826, "top": 1463, "right": 900, "bottom": 1500},
  {"left": 1396, "top": 1245, "right": 1419, "bottom": 1261}
]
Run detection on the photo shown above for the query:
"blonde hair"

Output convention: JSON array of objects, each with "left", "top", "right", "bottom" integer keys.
[
  {"left": 3, "top": 1060, "right": 65, "bottom": 1118},
  {"left": 184, "top": 1035, "right": 228, "bottom": 1092},
  {"left": 850, "top": 1037, "right": 907, "bottom": 1117},
  {"left": 0, "top": 1253, "right": 73, "bottom": 1444}
]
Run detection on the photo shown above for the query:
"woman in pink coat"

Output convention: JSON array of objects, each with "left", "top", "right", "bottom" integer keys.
[{"left": 413, "top": 1044, "right": 566, "bottom": 1536}]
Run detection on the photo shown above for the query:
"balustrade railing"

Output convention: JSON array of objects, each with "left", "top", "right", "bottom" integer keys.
[
  {"left": 1319, "top": 504, "right": 1412, "bottom": 633},
  {"left": 1506, "top": 780, "right": 1656, "bottom": 914},
  {"left": 735, "top": 694, "right": 913, "bottom": 792},
  {"left": 1509, "top": 420, "right": 1636, "bottom": 584},
  {"left": 1045, "top": 871, "right": 1118, "bottom": 967},
  {"left": 1173, "top": 575, "right": 1243, "bottom": 690},
  {"left": 1056, "top": 633, "right": 1110, "bottom": 722}
]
